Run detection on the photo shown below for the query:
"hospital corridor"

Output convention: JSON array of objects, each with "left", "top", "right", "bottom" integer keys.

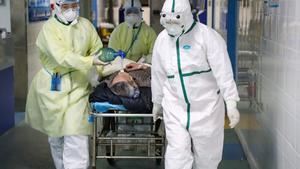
[{"left": 0, "top": 0, "right": 299, "bottom": 169}]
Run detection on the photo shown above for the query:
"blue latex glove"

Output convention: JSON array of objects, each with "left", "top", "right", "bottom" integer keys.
[{"left": 91, "top": 102, "right": 127, "bottom": 113}]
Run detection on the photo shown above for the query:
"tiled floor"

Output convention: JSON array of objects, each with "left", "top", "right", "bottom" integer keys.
[
  {"left": 220, "top": 129, "right": 250, "bottom": 169},
  {"left": 0, "top": 120, "right": 250, "bottom": 169}
]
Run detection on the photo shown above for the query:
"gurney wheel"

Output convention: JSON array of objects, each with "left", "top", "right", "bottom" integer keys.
[
  {"left": 154, "top": 119, "right": 163, "bottom": 166},
  {"left": 107, "top": 158, "right": 116, "bottom": 166},
  {"left": 106, "top": 147, "right": 116, "bottom": 166},
  {"left": 155, "top": 146, "right": 162, "bottom": 165}
]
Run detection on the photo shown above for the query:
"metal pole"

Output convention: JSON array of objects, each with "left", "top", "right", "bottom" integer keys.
[
  {"left": 93, "top": 113, "right": 154, "bottom": 118},
  {"left": 91, "top": 116, "right": 97, "bottom": 168}
]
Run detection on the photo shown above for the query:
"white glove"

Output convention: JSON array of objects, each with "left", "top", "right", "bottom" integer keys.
[
  {"left": 152, "top": 103, "right": 163, "bottom": 122},
  {"left": 144, "top": 54, "right": 152, "bottom": 64},
  {"left": 102, "top": 58, "right": 135, "bottom": 77},
  {"left": 137, "top": 54, "right": 152, "bottom": 64},
  {"left": 86, "top": 66, "right": 100, "bottom": 87},
  {"left": 92, "top": 53, "right": 109, "bottom": 66},
  {"left": 226, "top": 100, "right": 240, "bottom": 128}
]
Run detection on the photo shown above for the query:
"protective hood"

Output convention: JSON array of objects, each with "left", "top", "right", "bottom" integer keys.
[
  {"left": 124, "top": 0, "right": 143, "bottom": 28},
  {"left": 56, "top": 0, "right": 79, "bottom": 5},
  {"left": 161, "top": 0, "right": 194, "bottom": 37},
  {"left": 55, "top": 0, "right": 80, "bottom": 25},
  {"left": 124, "top": 0, "right": 142, "bottom": 12}
]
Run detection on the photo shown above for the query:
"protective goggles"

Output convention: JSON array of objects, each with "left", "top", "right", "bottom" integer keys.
[
  {"left": 160, "top": 12, "right": 184, "bottom": 25},
  {"left": 125, "top": 7, "right": 142, "bottom": 15},
  {"left": 57, "top": 2, "right": 80, "bottom": 11}
]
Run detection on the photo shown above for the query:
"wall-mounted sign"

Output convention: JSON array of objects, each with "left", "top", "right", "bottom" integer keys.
[
  {"left": 269, "top": 0, "right": 279, "bottom": 8},
  {"left": 263, "top": 0, "right": 279, "bottom": 16},
  {"left": 28, "top": 0, "right": 51, "bottom": 22}
]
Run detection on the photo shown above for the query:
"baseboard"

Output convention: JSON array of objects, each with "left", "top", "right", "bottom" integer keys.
[{"left": 235, "top": 129, "right": 260, "bottom": 169}]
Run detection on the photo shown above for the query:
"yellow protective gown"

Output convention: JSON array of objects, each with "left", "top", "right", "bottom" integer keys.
[
  {"left": 108, "top": 22, "right": 157, "bottom": 63},
  {"left": 25, "top": 16, "right": 103, "bottom": 137}
]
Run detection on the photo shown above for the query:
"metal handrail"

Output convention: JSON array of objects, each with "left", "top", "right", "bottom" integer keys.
[{"left": 92, "top": 113, "right": 154, "bottom": 118}]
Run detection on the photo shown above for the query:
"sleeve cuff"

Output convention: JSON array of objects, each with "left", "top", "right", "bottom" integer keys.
[{"left": 226, "top": 100, "right": 237, "bottom": 109}]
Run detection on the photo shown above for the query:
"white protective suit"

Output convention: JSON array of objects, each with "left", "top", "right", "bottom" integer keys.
[
  {"left": 48, "top": 136, "right": 89, "bottom": 169},
  {"left": 151, "top": 0, "right": 240, "bottom": 168}
]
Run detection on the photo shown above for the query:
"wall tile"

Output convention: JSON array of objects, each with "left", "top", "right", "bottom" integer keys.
[{"left": 237, "top": 0, "right": 300, "bottom": 168}]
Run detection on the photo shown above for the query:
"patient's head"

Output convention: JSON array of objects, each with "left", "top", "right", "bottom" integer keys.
[{"left": 109, "top": 72, "right": 140, "bottom": 98}]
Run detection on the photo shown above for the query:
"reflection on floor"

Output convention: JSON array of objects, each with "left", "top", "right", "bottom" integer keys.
[
  {"left": 15, "top": 112, "right": 25, "bottom": 125},
  {"left": 0, "top": 121, "right": 250, "bottom": 169},
  {"left": 0, "top": 124, "right": 54, "bottom": 169}
]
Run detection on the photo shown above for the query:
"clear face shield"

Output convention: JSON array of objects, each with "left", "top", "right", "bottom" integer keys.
[
  {"left": 125, "top": 7, "right": 143, "bottom": 28},
  {"left": 160, "top": 12, "right": 185, "bottom": 36},
  {"left": 125, "top": 6, "right": 141, "bottom": 15}
]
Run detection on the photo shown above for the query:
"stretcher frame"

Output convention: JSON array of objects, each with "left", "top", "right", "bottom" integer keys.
[{"left": 90, "top": 110, "right": 165, "bottom": 169}]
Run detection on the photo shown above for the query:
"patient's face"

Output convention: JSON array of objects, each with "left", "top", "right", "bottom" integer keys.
[
  {"left": 110, "top": 72, "right": 140, "bottom": 98},
  {"left": 112, "top": 72, "right": 136, "bottom": 87}
]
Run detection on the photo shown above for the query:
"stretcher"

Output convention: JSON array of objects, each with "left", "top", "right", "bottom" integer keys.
[{"left": 89, "top": 102, "right": 165, "bottom": 169}]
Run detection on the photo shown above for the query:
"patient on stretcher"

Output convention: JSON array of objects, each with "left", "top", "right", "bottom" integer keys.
[{"left": 89, "top": 66, "right": 152, "bottom": 114}]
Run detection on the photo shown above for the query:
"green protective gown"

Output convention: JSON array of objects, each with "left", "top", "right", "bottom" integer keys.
[
  {"left": 25, "top": 16, "right": 103, "bottom": 137},
  {"left": 108, "top": 22, "right": 157, "bottom": 63}
]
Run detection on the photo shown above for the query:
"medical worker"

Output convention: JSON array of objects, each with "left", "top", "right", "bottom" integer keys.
[
  {"left": 151, "top": 0, "right": 240, "bottom": 168},
  {"left": 106, "top": 0, "right": 157, "bottom": 74},
  {"left": 25, "top": 0, "right": 106, "bottom": 168}
]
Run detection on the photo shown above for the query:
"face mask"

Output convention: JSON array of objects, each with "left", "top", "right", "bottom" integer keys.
[
  {"left": 126, "top": 14, "right": 141, "bottom": 28},
  {"left": 111, "top": 82, "right": 140, "bottom": 98},
  {"left": 164, "top": 23, "right": 184, "bottom": 36},
  {"left": 160, "top": 12, "right": 185, "bottom": 37},
  {"left": 128, "top": 86, "right": 140, "bottom": 99},
  {"left": 63, "top": 8, "right": 79, "bottom": 22}
]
